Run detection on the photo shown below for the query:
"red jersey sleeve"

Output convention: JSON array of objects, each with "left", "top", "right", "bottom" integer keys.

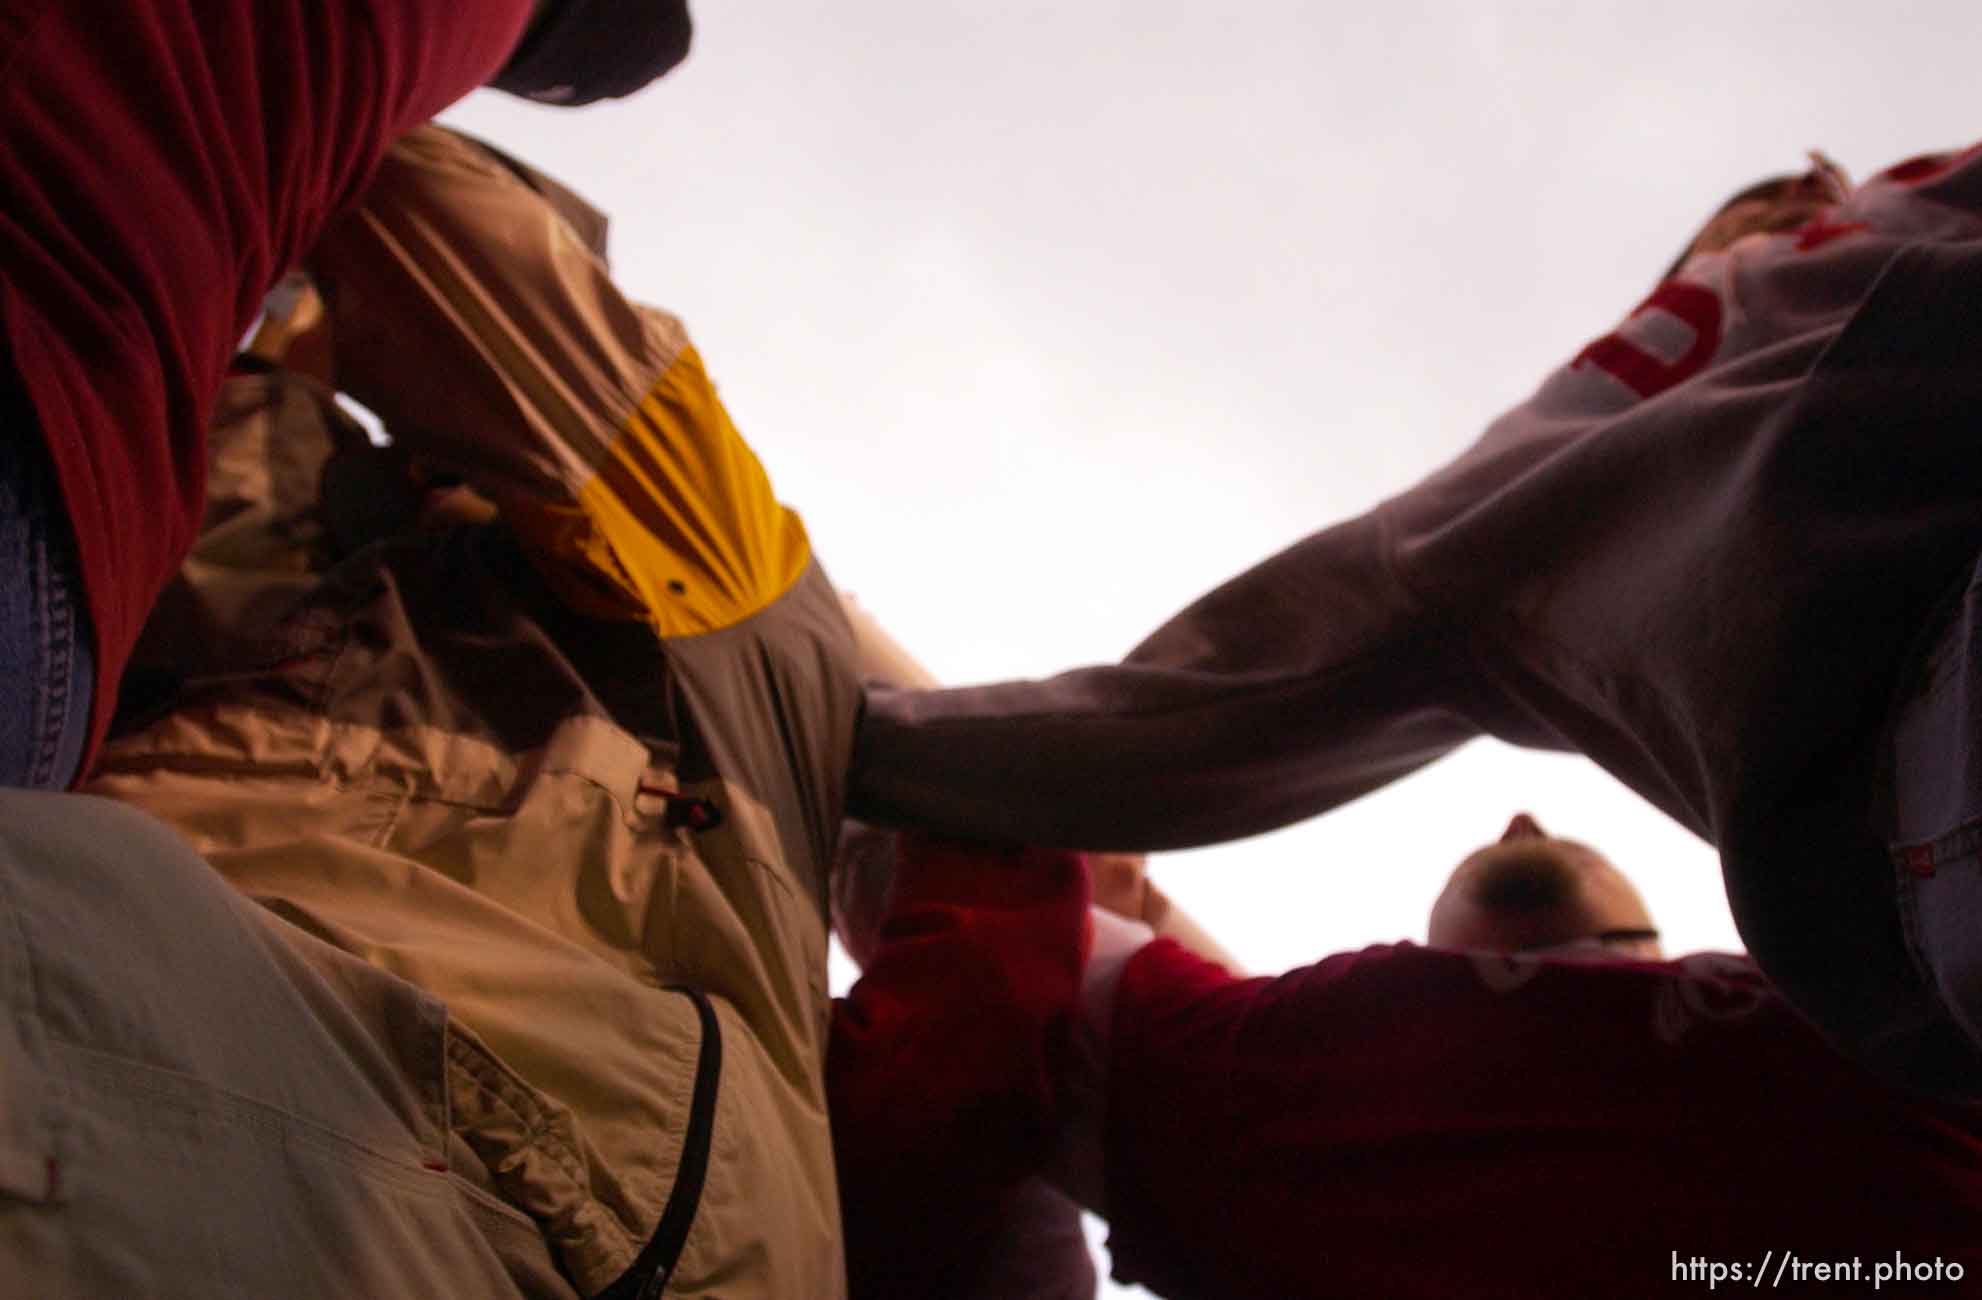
[{"left": 828, "top": 835, "right": 1091, "bottom": 1297}]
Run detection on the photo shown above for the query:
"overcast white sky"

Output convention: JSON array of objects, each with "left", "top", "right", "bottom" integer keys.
[{"left": 447, "top": 5, "right": 1974, "bottom": 1292}]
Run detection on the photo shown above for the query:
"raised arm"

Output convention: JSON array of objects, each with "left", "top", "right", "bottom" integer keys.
[{"left": 308, "top": 123, "right": 811, "bottom": 636}]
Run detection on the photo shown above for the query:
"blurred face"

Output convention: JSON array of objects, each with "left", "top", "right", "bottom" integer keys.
[
  {"left": 1662, "top": 151, "right": 1853, "bottom": 280},
  {"left": 1427, "top": 813, "right": 1661, "bottom": 959}
]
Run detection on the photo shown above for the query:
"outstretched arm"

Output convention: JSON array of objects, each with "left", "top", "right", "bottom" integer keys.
[{"left": 849, "top": 509, "right": 1550, "bottom": 851}]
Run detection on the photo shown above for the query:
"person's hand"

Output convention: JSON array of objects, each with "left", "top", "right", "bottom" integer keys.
[
  {"left": 829, "top": 821, "right": 900, "bottom": 970},
  {"left": 1085, "top": 851, "right": 1151, "bottom": 921}
]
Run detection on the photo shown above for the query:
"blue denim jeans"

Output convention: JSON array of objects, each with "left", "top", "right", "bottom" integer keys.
[
  {"left": 0, "top": 434, "right": 94, "bottom": 789},
  {"left": 1886, "top": 556, "right": 1982, "bottom": 1084}
]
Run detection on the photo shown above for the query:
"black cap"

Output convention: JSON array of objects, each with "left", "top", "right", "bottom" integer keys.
[{"left": 489, "top": 1, "right": 693, "bottom": 106}]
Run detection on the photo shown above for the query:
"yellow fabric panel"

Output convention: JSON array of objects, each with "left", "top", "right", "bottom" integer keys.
[
  {"left": 498, "top": 495, "right": 651, "bottom": 622},
  {"left": 547, "top": 343, "right": 812, "bottom": 637},
  {"left": 319, "top": 126, "right": 813, "bottom": 636}
]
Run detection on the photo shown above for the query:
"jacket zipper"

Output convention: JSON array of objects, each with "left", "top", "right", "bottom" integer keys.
[{"left": 598, "top": 986, "right": 723, "bottom": 1300}]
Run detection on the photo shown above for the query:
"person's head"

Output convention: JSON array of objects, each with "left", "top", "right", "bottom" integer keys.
[
  {"left": 1427, "top": 813, "right": 1661, "bottom": 959},
  {"left": 1658, "top": 150, "right": 1852, "bottom": 283}
]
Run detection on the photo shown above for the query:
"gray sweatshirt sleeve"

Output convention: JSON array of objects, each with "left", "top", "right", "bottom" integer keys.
[
  {"left": 847, "top": 508, "right": 1563, "bottom": 850},
  {"left": 850, "top": 151, "right": 1982, "bottom": 855}
]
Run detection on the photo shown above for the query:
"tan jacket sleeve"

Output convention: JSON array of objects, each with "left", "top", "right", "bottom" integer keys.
[{"left": 309, "top": 124, "right": 810, "bottom": 636}]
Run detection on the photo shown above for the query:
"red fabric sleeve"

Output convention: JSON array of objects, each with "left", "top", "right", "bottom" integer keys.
[
  {"left": 0, "top": 0, "right": 535, "bottom": 772},
  {"left": 828, "top": 834, "right": 1091, "bottom": 1299}
]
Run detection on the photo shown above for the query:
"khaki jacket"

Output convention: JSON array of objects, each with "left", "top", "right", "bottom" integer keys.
[{"left": 89, "top": 127, "right": 858, "bottom": 1298}]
